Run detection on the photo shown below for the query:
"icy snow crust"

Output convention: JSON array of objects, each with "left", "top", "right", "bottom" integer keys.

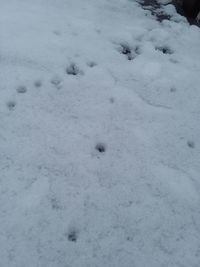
[{"left": 0, "top": 0, "right": 200, "bottom": 266}]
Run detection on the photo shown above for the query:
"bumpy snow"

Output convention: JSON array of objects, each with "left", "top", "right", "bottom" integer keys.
[{"left": 0, "top": 0, "right": 200, "bottom": 266}]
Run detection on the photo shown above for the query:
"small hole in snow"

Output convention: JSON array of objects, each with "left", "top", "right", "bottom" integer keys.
[
  {"left": 34, "top": 80, "right": 42, "bottom": 88},
  {"left": 109, "top": 97, "right": 115, "bottom": 103},
  {"left": 87, "top": 61, "right": 97, "bottom": 68},
  {"left": 66, "top": 63, "right": 81, "bottom": 76},
  {"left": 118, "top": 43, "right": 140, "bottom": 60},
  {"left": 170, "top": 87, "right": 176, "bottom": 93},
  {"left": 120, "top": 44, "right": 131, "bottom": 55},
  {"left": 118, "top": 43, "right": 134, "bottom": 60},
  {"left": 187, "top": 141, "right": 195, "bottom": 149},
  {"left": 17, "top": 85, "right": 27, "bottom": 94},
  {"left": 68, "top": 230, "right": 78, "bottom": 242},
  {"left": 95, "top": 143, "right": 106, "bottom": 153},
  {"left": 7, "top": 101, "right": 16, "bottom": 110},
  {"left": 156, "top": 46, "right": 173, "bottom": 55}
]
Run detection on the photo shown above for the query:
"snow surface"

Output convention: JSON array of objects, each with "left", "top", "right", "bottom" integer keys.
[{"left": 0, "top": 0, "right": 200, "bottom": 266}]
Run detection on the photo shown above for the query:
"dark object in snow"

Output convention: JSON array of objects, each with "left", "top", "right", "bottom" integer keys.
[
  {"left": 66, "top": 63, "right": 81, "bottom": 75},
  {"left": 68, "top": 230, "right": 78, "bottom": 242},
  {"left": 182, "top": 0, "right": 200, "bottom": 18},
  {"left": 156, "top": 46, "right": 173, "bottom": 55},
  {"left": 139, "top": 0, "right": 200, "bottom": 25},
  {"left": 118, "top": 43, "right": 139, "bottom": 60},
  {"left": 173, "top": 0, "right": 200, "bottom": 25},
  {"left": 119, "top": 43, "right": 133, "bottom": 60},
  {"left": 121, "top": 44, "right": 131, "bottom": 55},
  {"left": 95, "top": 143, "right": 106, "bottom": 153}
]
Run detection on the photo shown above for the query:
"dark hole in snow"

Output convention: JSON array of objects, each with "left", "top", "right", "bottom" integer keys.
[
  {"left": 17, "top": 85, "right": 27, "bottom": 94},
  {"left": 187, "top": 141, "right": 195, "bottom": 149},
  {"left": 87, "top": 61, "right": 97, "bottom": 68},
  {"left": 119, "top": 44, "right": 134, "bottom": 60},
  {"left": 66, "top": 63, "right": 80, "bottom": 75},
  {"left": 34, "top": 80, "right": 42, "bottom": 87},
  {"left": 68, "top": 230, "right": 78, "bottom": 242},
  {"left": 96, "top": 143, "right": 106, "bottom": 153},
  {"left": 7, "top": 101, "right": 16, "bottom": 110},
  {"left": 127, "top": 54, "right": 134, "bottom": 61},
  {"left": 156, "top": 46, "right": 173, "bottom": 55},
  {"left": 172, "top": 0, "right": 200, "bottom": 26},
  {"left": 121, "top": 44, "right": 131, "bottom": 55},
  {"left": 119, "top": 43, "right": 140, "bottom": 60},
  {"left": 109, "top": 97, "right": 115, "bottom": 103},
  {"left": 170, "top": 87, "right": 176, "bottom": 93}
]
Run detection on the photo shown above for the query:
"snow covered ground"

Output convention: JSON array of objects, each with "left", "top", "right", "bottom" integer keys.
[{"left": 0, "top": 0, "right": 200, "bottom": 266}]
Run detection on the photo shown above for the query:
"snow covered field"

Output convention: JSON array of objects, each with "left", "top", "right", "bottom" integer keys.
[{"left": 0, "top": 0, "right": 200, "bottom": 266}]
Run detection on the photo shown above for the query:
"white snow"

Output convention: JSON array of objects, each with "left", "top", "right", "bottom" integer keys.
[{"left": 0, "top": 0, "right": 200, "bottom": 266}]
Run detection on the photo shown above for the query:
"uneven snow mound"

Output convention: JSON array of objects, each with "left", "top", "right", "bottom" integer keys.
[{"left": 0, "top": 0, "right": 200, "bottom": 266}]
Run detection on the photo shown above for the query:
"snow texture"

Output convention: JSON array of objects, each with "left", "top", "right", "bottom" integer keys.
[{"left": 0, "top": 0, "right": 200, "bottom": 266}]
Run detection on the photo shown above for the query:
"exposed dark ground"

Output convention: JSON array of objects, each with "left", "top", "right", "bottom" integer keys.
[
  {"left": 139, "top": 0, "right": 200, "bottom": 25},
  {"left": 139, "top": 0, "right": 171, "bottom": 21}
]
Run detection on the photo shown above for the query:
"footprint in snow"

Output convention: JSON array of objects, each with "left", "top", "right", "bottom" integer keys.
[
  {"left": 170, "top": 87, "right": 176, "bottom": 93},
  {"left": 51, "top": 76, "right": 62, "bottom": 88},
  {"left": 187, "top": 140, "right": 195, "bottom": 149},
  {"left": 67, "top": 228, "right": 79, "bottom": 242},
  {"left": 7, "top": 101, "right": 16, "bottom": 111},
  {"left": 118, "top": 43, "right": 140, "bottom": 60},
  {"left": 156, "top": 46, "right": 173, "bottom": 55},
  {"left": 95, "top": 142, "right": 106, "bottom": 153},
  {"left": 109, "top": 97, "right": 115, "bottom": 103},
  {"left": 66, "top": 63, "right": 83, "bottom": 76},
  {"left": 16, "top": 85, "right": 27, "bottom": 94},
  {"left": 34, "top": 80, "right": 42, "bottom": 88},
  {"left": 87, "top": 61, "right": 97, "bottom": 68}
]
